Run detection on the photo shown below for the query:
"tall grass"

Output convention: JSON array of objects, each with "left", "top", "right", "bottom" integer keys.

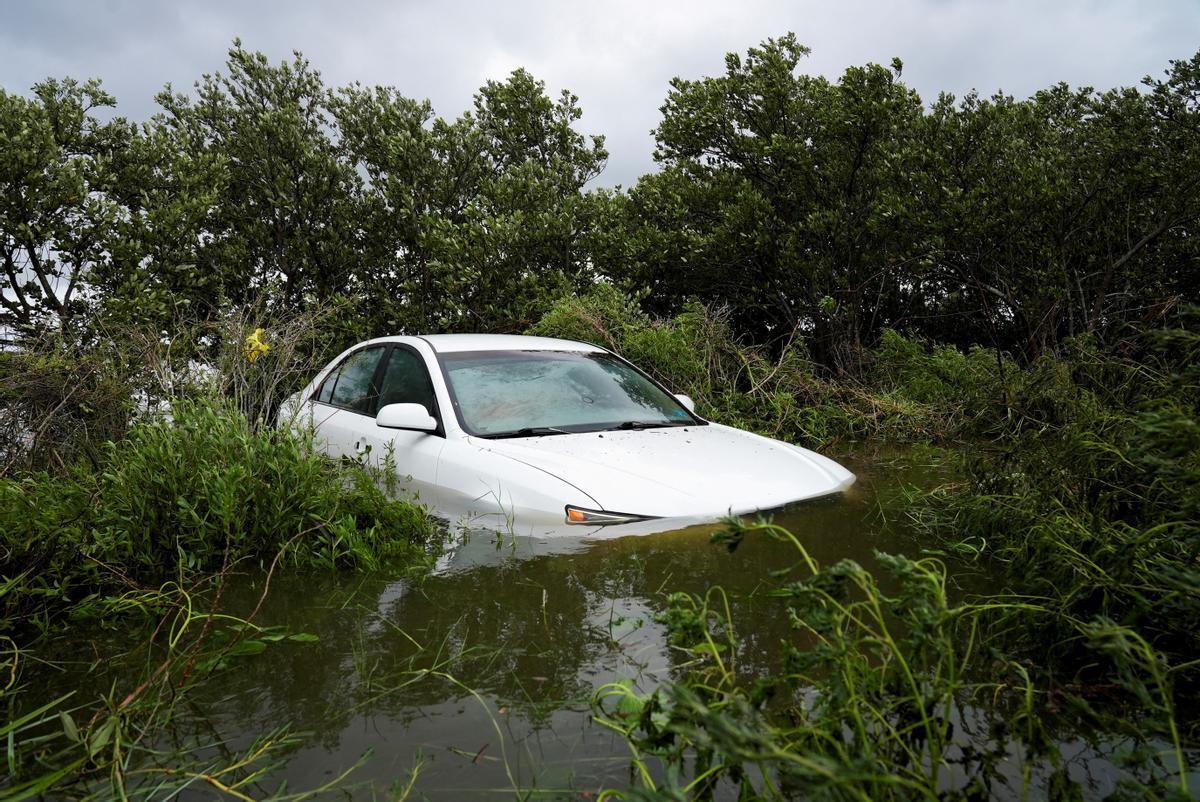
[
  {"left": 0, "top": 575, "right": 377, "bottom": 800},
  {"left": 0, "top": 397, "right": 435, "bottom": 634},
  {"left": 594, "top": 519, "right": 1192, "bottom": 800},
  {"left": 906, "top": 312, "right": 1200, "bottom": 705},
  {"left": 0, "top": 394, "right": 437, "bottom": 797},
  {"left": 0, "top": 302, "right": 437, "bottom": 797}
]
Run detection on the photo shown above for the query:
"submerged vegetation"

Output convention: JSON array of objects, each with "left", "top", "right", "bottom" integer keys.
[
  {"left": 0, "top": 311, "right": 436, "bottom": 796},
  {"left": 2, "top": 582, "right": 359, "bottom": 800},
  {"left": 911, "top": 313, "right": 1200, "bottom": 712},
  {"left": 2, "top": 29, "right": 1198, "bottom": 800},
  {"left": 0, "top": 398, "right": 436, "bottom": 798},
  {"left": 595, "top": 518, "right": 1193, "bottom": 801}
]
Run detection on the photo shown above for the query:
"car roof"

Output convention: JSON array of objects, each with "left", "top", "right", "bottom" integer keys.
[{"left": 415, "top": 333, "right": 605, "bottom": 354}]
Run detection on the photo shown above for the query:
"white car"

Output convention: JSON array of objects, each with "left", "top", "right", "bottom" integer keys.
[{"left": 282, "top": 334, "right": 854, "bottom": 534}]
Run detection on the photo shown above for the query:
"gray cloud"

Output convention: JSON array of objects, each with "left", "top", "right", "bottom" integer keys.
[{"left": 3, "top": 0, "right": 1197, "bottom": 187}]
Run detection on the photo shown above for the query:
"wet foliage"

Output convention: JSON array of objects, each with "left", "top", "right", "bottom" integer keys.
[
  {"left": 594, "top": 518, "right": 1193, "bottom": 801},
  {"left": 0, "top": 397, "right": 437, "bottom": 798},
  {"left": 907, "top": 311, "right": 1200, "bottom": 722},
  {"left": 529, "top": 285, "right": 949, "bottom": 448},
  {"left": 0, "top": 398, "right": 436, "bottom": 636},
  {"left": 1, "top": 577, "right": 373, "bottom": 800}
]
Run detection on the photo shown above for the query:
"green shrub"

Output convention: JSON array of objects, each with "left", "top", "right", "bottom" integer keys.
[
  {"left": 530, "top": 286, "right": 948, "bottom": 447},
  {"left": 0, "top": 347, "right": 133, "bottom": 473},
  {"left": 908, "top": 311, "right": 1200, "bottom": 695},
  {"left": 527, "top": 282, "right": 652, "bottom": 350},
  {"left": 594, "top": 520, "right": 1192, "bottom": 801},
  {"left": 871, "top": 328, "right": 1009, "bottom": 424},
  {"left": 0, "top": 398, "right": 435, "bottom": 632}
]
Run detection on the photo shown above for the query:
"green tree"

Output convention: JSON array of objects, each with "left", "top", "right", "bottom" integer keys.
[
  {"left": 333, "top": 84, "right": 481, "bottom": 333},
  {"left": 610, "top": 35, "right": 924, "bottom": 370},
  {"left": 87, "top": 122, "right": 228, "bottom": 331},
  {"left": 612, "top": 35, "right": 1200, "bottom": 366},
  {"left": 154, "top": 41, "right": 362, "bottom": 314},
  {"left": 0, "top": 78, "right": 130, "bottom": 340},
  {"left": 336, "top": 68, "right": 608, "bottom": 333},
  {"left": 917, "top": 63, "right": 1200, "bottom": 356}
]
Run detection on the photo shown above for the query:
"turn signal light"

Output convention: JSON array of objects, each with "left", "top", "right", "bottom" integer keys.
[{"left": 564, "top": 505, "right": 654, "bottom": 525}]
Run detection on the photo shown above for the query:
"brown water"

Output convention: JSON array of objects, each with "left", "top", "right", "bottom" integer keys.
[
  {"left": 25, "top": 450, "right": 1183, "bottom": 799},
  {"left": 168, "top": 450, "right": 967, "bottom": 797}
]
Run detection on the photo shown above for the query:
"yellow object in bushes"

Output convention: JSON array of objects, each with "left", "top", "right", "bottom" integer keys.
[{"left": 244, "top": 328, "right": 271, "bottom": 363}]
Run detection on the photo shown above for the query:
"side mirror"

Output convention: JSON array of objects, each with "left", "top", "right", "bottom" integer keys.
[
  {"left": 674, "top": 393, "right": 696, "bottom": 413},
  {"left": 376, "top": 403, "right": 437, "bottom": 432}
]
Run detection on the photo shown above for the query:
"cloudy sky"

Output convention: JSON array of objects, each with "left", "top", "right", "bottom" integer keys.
[{"left": 3, "top": 0, "right": 1197, "bottom": 187}]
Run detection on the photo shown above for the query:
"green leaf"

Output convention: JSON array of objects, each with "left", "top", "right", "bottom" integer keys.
[
  {"left": 226, "top": 639, "right": 267, "bottom": 657},
  {"left": 88, "top": 717, "right": 117, "bottom": 758},
  {"left": 58, "top": 711, "right": 79, "bottom": 744}
]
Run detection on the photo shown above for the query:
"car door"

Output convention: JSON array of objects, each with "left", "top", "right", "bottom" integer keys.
[
  {"left": 309, "top": 345, "right": 388, "bottom": 460},
  {"left": 355, "top": 345, "right": 445, "bottom": 508}
]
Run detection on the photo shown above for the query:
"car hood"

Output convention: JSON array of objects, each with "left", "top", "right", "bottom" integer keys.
[{"left": 468, "top": 423, "right": 855, "bottom": 519}]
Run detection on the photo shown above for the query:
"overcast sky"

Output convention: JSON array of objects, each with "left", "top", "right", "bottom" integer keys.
[{"left": 3, "top": 0, "right": 1197, "bottom": 187}]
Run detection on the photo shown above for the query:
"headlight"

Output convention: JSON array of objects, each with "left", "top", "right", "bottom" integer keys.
[{"left": 564, "top": 505, "right": 655, "bottom": 525}]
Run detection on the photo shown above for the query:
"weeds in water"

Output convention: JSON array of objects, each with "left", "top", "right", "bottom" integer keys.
[
  {"left": 906, "top": 309, "right": 1200, "bottom": 730},
  {"left": 0, "top": 397, "right": 435, "bottom": 633},
  {"left": 0, "top": 395, "right": 439, "bottom": 798},
  {"left": 593, "top": 518, "right": 1192, "bottom": 801},
  {"left": 0, "top": 572, "right": 356, "bottom": 800}
]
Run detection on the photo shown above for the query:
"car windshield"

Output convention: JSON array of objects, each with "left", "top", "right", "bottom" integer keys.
[{"left": 439, "top": 350, "right": 700, "bottom": 437}]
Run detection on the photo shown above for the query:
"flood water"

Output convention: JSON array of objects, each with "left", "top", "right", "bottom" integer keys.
[
  {"left": 24, "top": 450, "right": 1189, "bottom": 799},
  {"left": 195, "top": 451, "right": 943, "bottom": 798}
]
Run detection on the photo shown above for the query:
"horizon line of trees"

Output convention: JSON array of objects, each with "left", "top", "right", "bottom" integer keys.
[{"left": 2, "top": 34, "right": 1198, "bottom": 372}]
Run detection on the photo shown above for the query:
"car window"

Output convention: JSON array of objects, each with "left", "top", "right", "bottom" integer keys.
[
  {"left": 377, "top": 347, "right": 437, "bottom": 416},
  {"left": 316, "top": 372, "right": 336, "bottom": 403},
  {"left": 320, "top": 347, "right": 384, "bottom": 413},
  {"left": 440, "top": 350, "right": 694, "bottom": 435}
]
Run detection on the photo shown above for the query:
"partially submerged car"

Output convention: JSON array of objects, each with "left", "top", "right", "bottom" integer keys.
[{"left": 282, "top": 334, "right": 855, "bottom": 534}]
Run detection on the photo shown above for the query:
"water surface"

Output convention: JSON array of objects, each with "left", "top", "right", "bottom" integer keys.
[{"left": 180, "top": 450, "right": 966, "bottom": 797}]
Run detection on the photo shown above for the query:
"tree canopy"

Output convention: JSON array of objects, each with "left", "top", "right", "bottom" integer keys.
[{"left": 2, "top": 36, "right": 1197, "bottom": 368}]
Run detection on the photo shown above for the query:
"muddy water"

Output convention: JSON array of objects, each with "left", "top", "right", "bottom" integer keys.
[
  {"left": 27, "top": 449, "right": 1185, "bottom": 798},
  {"left": 173, "top": 450, "right": 972, "bottom": 798},
  {"left": 41, "top": 449, "right": 1162, "bottom": 800}
]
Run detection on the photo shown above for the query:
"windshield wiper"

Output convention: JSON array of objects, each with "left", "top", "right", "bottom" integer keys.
[
  {"left": 479, "top": 426, "right": 572, "bottom": 439},
  {"left": 607, "top": 420, "right": 692, "bottom": 431}
]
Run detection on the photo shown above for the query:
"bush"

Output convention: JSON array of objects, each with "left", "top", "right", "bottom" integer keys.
[
  {"left": 594, "top": 520, "right": 1192, "bottom": 801},
  {"left": 0, "top": 398, "right": 435, "bottom": 632},
  {"left": 0, "top": 346, "right": 133, "bottom": 473},
  {"left": 181, "top": 301, "right": 358, "bottom": 428},
  {"left": 530, "top": 285, "right": 948, "bottom": 447},
  {"left": 908, "top": 310, "right": 1200, "bottom": 699},
  {"left": 0, "top": 302, "right": 356, "bottom": 477}
]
